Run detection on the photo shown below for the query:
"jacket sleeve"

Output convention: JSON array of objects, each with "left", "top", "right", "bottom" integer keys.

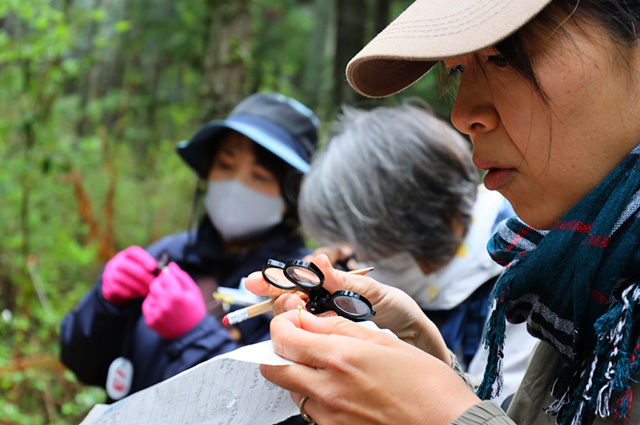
[
  {"left": 452, "top": 401, "right": 515, "bottom": 425},
  {"left": 59, "top": 275, "right": 142, "bottom": 387},
  {"left": 449, "top": 352, "right": 516, "bottom": 424},
  {"left": 450, "top": 350, "right": 481, "bottom": 391},
  {"left": 161, "top": 314, "right": 240, "bottom": 380}
]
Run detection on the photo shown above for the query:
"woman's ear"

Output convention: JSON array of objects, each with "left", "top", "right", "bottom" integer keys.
[{"left": 449, "top": 216, "right": 467, "bottom": 238}]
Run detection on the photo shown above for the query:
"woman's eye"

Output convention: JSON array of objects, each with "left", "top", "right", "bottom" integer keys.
[
  {"left": 253, "top": 173, "right": 272, "bottom": 182},
  {"left": 448, "top": 64, "right": 466, "bottom": 76},
  {"left": 213, "top": 159, "right": 233, "bottom": 170},
  {"left": 487, "top": 54, "right": 508, "bottom": 67}
]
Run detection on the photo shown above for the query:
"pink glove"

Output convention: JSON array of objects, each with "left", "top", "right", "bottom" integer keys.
[
  {"left": 142, "top": 262, "right": 207, "bottom": 339},
  {"left": 101, "top": 246, "right": 158, "bottom": 306}
]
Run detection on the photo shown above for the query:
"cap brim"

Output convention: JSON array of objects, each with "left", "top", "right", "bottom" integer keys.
[
  {"left": 346, "top": 0, "right": 552, "bottom": 98},
  {"left": 227, "top": 120, "right": 310, "bottom": 173},
  {"left": 177, "top": 118, "right": 310, "bottom": 178}
]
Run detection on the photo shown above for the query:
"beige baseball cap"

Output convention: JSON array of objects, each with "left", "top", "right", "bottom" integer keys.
[{"left": 346, "top": 0, "right": 553, "bottom": 98}]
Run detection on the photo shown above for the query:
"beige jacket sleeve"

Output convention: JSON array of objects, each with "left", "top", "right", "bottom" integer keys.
[
  {"left": 449, "top": 350, "right": 515, "bottom": 424},
  {"left": 452, "top": 401, "right": 515, "bottom": 425},
  {"left": 450, "top": 341, "right": 640, "bottom": 424}
]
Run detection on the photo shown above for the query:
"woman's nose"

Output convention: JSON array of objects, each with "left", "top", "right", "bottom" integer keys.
[{"left": 450, "top": 74, "right": 500, "bottom": 138}]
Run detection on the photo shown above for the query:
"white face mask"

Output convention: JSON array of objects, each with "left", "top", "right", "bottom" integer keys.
[
  {"left": 204, "top": 179, "right": 286, "bottom": 242},
  {"left": 367, "top": 252, "right": 439, "bottom": 302}
]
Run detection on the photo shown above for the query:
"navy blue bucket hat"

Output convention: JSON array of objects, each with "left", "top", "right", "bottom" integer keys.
[{"left": 176, "top": 93, "right": 320, "bottom": 178}]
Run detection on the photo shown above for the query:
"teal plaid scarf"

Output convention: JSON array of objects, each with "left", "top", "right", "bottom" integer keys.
[{"left": 480, "top": 144, "right": 640, "bottom": 425}]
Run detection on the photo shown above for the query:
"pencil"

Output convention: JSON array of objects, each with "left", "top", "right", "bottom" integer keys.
[
  {"left": 222, "top": 298, "right": 276, "bottom": 326},
  {"left": 221, "top": 266, "right": 374, "bottom": 326}
]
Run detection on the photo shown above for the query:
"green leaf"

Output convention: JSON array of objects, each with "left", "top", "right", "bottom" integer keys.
[{"left": 115, "top": 20, "right": 132, "bottom": 33}]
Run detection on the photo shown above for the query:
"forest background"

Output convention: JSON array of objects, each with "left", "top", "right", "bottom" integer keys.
[{"left": 0, "top": 0, "right": 453, "bottom": 424}]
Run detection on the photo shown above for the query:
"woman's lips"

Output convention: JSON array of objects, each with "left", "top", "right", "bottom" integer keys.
[{"left": 482, "top": 167, "right": 515, "bottom": 190}]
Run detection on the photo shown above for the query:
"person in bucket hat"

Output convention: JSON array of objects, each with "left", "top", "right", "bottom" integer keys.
[
  {"left": 245, "top": 1, "right": 640, "bottom": 424},
  {"left": 177, "top": 92, "right": 319, "bottom": 176},
  {"left": 60, "top": 92, "right": 319, "bottom": 415}
]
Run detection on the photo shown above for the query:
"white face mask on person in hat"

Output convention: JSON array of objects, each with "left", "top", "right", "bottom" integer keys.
[
  {"left": 205, "top": 132, "right": 287, "bottom": 242},
  {"left": 204, "top": 179, "right": 285, "bottom": 242}
]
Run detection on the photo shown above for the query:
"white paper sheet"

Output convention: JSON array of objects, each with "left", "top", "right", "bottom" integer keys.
[
  {"left": 79, "top": 340, "right": 297, "bottom": 425},
  {"left": 79, "top": 321, "right": 393, "bottom": 425}
]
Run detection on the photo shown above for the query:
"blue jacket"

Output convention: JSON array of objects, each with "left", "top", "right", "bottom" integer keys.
[{"left": 60, "top": 218, "right": 309, "bottom": 398}]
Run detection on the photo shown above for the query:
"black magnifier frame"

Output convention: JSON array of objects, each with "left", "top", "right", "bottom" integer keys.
[
  {"left": 283, "top": 259, "right": 324, "bottom": 289},
  {"left": 261, "top": 259, "right": 376, "bottom": 321}
]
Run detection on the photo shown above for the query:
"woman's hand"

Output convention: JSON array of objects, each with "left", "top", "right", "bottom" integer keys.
[
  {"left": 244, "top": 254, "right": 450, "bottom": 363},
  {"left": 142, "top": 262, "right": 206, "bottom": 339},
  {"left": 262, "top": 309, "right": 480, "bottom": 425},
  {"left": 309, "top": 244, "right": 358, "bottom": 270},
  {"left": 101, "top": 246, "right": 158, "bottom": 306}
]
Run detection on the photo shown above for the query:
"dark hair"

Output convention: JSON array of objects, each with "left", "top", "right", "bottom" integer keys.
[
  {"left": 299, "top": 101, "right": 478, "bottom": 270},
  {"left": 252, "top": 142, "right": 305, "bottom": 227},
  {"left": 496, "top": 0, "right": 640, "bottom": 99}
]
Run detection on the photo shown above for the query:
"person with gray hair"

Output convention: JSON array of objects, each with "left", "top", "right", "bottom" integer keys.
[
  {"left": 300, "top": 102, "right": 477, "bottom": 272},
  {"left": 298, "top": 102, "right": 533, "bottom": 405}
]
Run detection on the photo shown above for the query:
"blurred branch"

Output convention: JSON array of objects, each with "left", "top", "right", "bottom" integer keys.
[
  {"left": 25, "top": 255, "right": 53, "bottom": 316},
  {"left": 43, "top": 382, "right": 59, "bottom": 424},
  {"left": 98, "top": 160, "right": 117, "bottom": 263},
  {"left": 0, "top": 353, "right": 66, "bottom": 374},
  {"left": 62, "top": 170, "right": 100, "bottom": 243}
]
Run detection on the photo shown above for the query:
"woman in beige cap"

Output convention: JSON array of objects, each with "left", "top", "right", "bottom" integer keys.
[{"left": 245, "top": 1, "right": 640, "bottom": 424}]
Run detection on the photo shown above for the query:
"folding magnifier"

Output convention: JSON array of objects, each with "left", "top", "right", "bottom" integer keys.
[{"left": 262, "top": 259, "right": 375, "bottom": 321}]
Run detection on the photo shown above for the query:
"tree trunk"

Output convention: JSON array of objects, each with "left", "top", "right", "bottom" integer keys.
[
  {"left": 333, "top": 0, "right": 368, "bottom": 107},
  {"left": 373, "top": 0, "right": 392, "bottom": 36},
  {"left": 199, "top": 0, "right": 251, "bottom": 122},
  {"left": 302, "top": 0, "right": 335, "bottom": 116}
]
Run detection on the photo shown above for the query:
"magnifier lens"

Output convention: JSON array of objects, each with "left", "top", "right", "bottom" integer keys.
[
  {"left": 286, "top": 266, "right": 322, "bottom": 288},
  {"left": 263, "top": 266, "right": 296, "bottom": 290},
  {"left": 333, "top": 296, "right": 372, "bottom": 317}
]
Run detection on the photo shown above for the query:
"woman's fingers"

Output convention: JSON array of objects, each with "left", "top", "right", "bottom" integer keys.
[
  {"left": 263, "top": 312, "right": 481, "bottom": 425},
  {"left": 244, "top": 271, "right": 288, "bottom": 297},
  {"left": 166, "top": 262, "right": 195, "bottom": 290},
  {"left": 244, "top": 254, "right": 389, "bottom": 305},
  {"left": 311, "top": 254, "right": 390, "bottom": 304},
  {"left": 261, "top": 311, "right": 402, "bottom": 409},
  {"left": 243, "top": 256, "right": 446, "bottom": 359},
  {"left": 269, "top": 310, "right": 399, "bottom": 367},
  {"left": 272, "top": 293, "right": 306, "bottom": 315},
  {"left": 123, "top": 245, "right": 158, "bottom": 272},
  {"left": 307, "top": 254, "right": 452, "bottom": 362}
]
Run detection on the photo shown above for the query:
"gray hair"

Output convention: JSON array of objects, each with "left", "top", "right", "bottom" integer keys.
[{"left": 299, "top": 102, "right": 478, "bottom": 270}]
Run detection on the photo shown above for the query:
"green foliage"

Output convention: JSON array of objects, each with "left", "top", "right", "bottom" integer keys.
[
  {"left": 248, "top": 0, "right": 315, "bottom": 97},
  {"left": 0, "top": 0, "right": 205, "bottom": 422}
]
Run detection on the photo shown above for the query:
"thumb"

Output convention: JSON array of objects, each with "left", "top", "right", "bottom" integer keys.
[
  {"left": 124, "top": 245, "right": 158, "bottom": 272},
  {"left": 244, "top": 270, "right": 292, "bottom": 298},
  {"left": 166, "top": 262, "right": 196, "bottom": 290},
  {"left": 280, "top": 309, "right": 397, "bottom": 346},
  {"left": 311, "top": 253, "right": 390, "bottom": 306},
  {"left": 270, "top": 310, "right": 401, "bottom": 368}
]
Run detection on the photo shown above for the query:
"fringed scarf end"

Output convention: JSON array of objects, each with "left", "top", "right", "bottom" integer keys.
[
  {"left": 614, "top": 388, "right": 632, "bottom": 420},
  {"left": 548, "top": 283, "right": 640, "bottom": 424},
  {"left": 477, "top": 297, "right": 508, "bottom": 400}
]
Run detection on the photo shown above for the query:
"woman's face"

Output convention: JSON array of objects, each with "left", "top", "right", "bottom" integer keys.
[
  {"left": 444, "top": 22, "right": 640, "bottom": 229},
  {"left": 208, "top": 131, "right": 282, "bottom": 197}
]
